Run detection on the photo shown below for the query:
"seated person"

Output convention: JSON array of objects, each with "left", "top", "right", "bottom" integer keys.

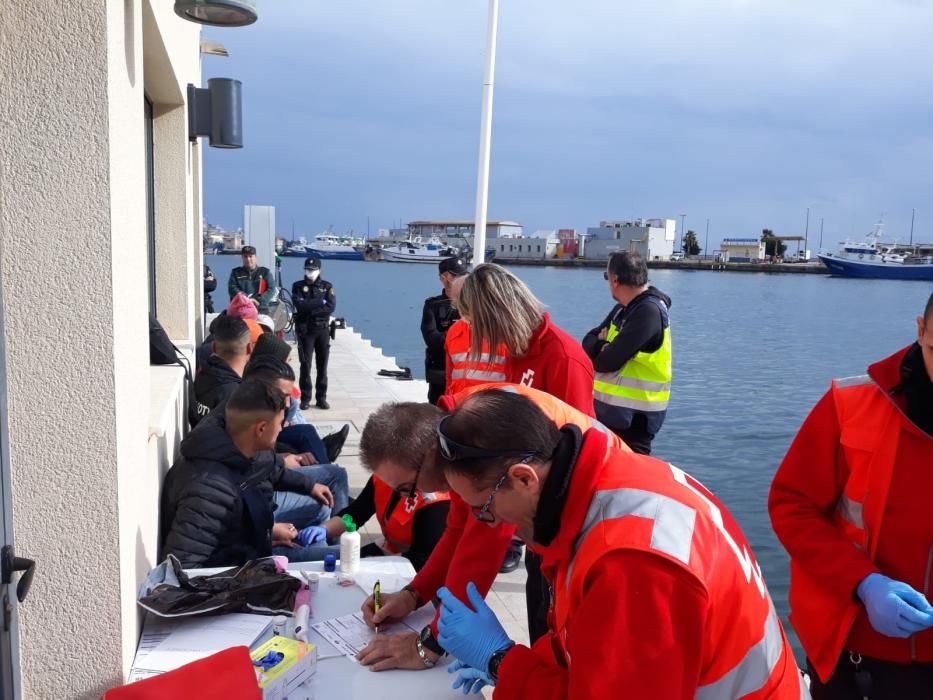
[
  {"left": 324, "top": 474, "right": 450, "bottom": 572},
  {"left": 160, "top": 379, "right": 339, "bottom": 567},
  {"left": 191, "top": 315, "right": 253, "bottom": 427},
  {"left": 242, "top": 356, "right": 350, "bottom": 530}
]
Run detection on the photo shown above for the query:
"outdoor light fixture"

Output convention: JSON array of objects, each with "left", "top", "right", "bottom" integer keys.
[
  {"left": 187, "top": 78, "right": 243, "bottom": 148},
  {"left": 174, "top": 0, "right": 257, "bottom": 27}
]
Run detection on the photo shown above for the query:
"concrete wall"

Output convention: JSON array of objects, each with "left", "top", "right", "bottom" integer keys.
[
  {"left": 490, "top": 237, "right": 558, "bottom": 259},
  {"left": 0, "top": 1, "right": 200, "bottom": 696}
]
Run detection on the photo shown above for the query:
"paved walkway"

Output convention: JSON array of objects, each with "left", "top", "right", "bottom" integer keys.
[{"left": 291, "top": 326, "right": 530, "bottom": 648}]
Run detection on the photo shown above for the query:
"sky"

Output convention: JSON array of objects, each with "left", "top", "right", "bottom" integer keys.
[{"left": 202, "top": 0, "right": 933, "bottom": 247}]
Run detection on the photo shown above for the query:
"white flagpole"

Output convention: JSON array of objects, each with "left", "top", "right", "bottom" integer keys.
[{"left": 471, "top": 0, "right": 500, "bottom": 268}]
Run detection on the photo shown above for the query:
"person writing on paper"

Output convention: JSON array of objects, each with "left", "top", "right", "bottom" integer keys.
[
  {"left": 434, "top": 389, "right": 807, "bottom": 698},
  {"left": 352, "top": 386, "right": 628, "bottom": 673},
  {"left": 769, "top": 291, "right": 933, "bottom": 698}
]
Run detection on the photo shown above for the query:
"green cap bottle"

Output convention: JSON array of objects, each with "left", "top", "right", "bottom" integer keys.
[{"left": 341, "top": 515, "right": 357, "bottom": 533}]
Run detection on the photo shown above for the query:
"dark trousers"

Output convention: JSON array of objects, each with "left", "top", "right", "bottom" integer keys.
[
  {"left": 297, "top": 326, "right": 330, "bottom": 402},
  {"left": 278, "top": 424, "right": 328, "bottom": 465},
  {"left": 616, "top": 413, "right": 656, "bottom": 455},
  {"left": 427, "top": 382, "right": 445, "bottom": 406},
  {"left": 808, "top": 655, "right": 933, "bottom": 699},
  {"left": 524, "top": 550, "right": 550, "bottom": 645}
]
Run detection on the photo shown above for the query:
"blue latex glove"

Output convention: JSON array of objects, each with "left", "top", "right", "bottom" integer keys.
[
  {"left": 437, "top": 581, "right": 513, "bottom": 674},
  {"left": 296, "top": 526, "right": 327, "bottom": 546},
  {"left": 448, "top": 660, "right": 494, "bottom": 695},
  {"left": 857, "top": 573, "right": 933, "bottom": 638}
]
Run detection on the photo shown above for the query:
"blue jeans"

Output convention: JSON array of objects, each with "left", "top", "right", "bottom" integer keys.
[
  {"left": 286, "top": 398, "right": 307, "bottom": 425},
  {"left": 273, "top": 542, "right": 341, "bottom": 563},
  {"left": 279, "top": 424, "right": 327, "bottom": 465},
  {"left": 273, "top": 463, "right": 349, "bottom": 529}
]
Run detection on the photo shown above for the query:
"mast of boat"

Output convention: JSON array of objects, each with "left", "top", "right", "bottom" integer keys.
[
  {"left": 471, "top": 0, "right": 500, "bottom": 268},
  {"left": 910, "top": 208, "right": 916, "bottom": 246}
]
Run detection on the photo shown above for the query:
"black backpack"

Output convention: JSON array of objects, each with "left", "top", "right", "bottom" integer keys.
[{"left": 149, "top": 313, "right": 192, "bottom": 381}]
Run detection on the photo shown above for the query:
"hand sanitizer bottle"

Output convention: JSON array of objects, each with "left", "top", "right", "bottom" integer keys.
[{"left": 339, "top": 515, "right": 360, "bottom": 574}]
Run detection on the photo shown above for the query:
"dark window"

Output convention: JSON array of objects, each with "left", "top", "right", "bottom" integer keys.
[{"left": 144, "top": 97, "right": 157, "bottom": 315}]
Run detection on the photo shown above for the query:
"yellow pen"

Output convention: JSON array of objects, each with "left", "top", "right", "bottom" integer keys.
[{"left": 373, "top": 580, "right": 382, "bottom": 633}]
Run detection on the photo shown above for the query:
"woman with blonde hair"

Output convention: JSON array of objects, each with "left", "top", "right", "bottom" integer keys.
[{"left": 455, "top": 262, "right": 595, "bottom": 646}]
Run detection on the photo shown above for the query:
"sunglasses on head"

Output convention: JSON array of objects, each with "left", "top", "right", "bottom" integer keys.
[{"left": 435, "top": 415, "right": 537, "bottom": 462}]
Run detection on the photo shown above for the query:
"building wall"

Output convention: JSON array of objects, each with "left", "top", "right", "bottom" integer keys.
[
  {"left": 721, "top": 243, "right": 765, "bottom": 262},
  {"left": 489, "top": 237, "right": 556, "bottom": 259},
  {"left": 0, "top": 1, "right": 201, "bottom": 697}
]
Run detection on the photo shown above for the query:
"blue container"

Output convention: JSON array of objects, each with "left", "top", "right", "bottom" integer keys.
[{"left": 324, "top": 553, "right": 337, "bottom": 572}]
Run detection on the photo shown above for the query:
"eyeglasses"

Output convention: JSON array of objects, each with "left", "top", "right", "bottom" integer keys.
[
  {"left": 435, "top": 415, "right": 536, "bottom": 462},
  {"left": 389, "top": 460, "right": 422, "bottom": 515},
  {"left": 472, "top": 473, "right": 508, "bottom": 523}
]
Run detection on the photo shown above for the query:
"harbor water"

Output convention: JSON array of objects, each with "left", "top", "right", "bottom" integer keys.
[{"left": 209, "top": 254, "right": 928, "bottom": 655}]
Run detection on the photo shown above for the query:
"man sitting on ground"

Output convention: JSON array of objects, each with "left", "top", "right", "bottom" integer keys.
[
  {"left": 191, "top": 315, "right": 253, "bottom": 427},
  {"left": 160, "top": 379, "right": 339, "bottom": 567}
]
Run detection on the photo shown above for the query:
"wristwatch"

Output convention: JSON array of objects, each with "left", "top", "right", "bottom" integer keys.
[
  {"left": 415, "top": 632, "right": 437, "bottom": 668},
  {"left": 488, "top": 643, "right": 515, "bottom": 682},
  {"left": 418, "top": 624, "right": 445, "bottom": 658}
]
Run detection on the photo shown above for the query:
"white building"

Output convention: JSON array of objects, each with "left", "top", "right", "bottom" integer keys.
[
  {"left": 720, "top": 238, "right": 766, "bottom": 262},
  {"left": 1, "top": 2, "right": 204, "bottom": 696},
  {"left": 584, "top": 219, "right": 676, "bottom": 260},
  {"left": 407, "top": 219, "right": 523, "bottom": 239},
  {"left": 490, "top": 233, "right": 559, "bottom": 260}
]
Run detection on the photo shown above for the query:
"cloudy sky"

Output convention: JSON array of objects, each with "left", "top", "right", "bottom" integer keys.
[{"left": 202, "top": 0, "right": 933, "bottom": 247}]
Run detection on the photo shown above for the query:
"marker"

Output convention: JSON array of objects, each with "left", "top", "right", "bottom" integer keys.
[{"left": 373, "top": 580, "right": 382, "bottom": 633}]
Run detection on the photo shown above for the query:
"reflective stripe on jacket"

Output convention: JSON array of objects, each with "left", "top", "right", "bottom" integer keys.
[
  {"left": 372, "top": 476, "right": 450, "bottom": 554},
  {"left": 444, "top": 320, "right": 507, "bottom": 394}
]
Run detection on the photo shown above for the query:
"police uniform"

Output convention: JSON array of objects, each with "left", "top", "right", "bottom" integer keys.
[
  {"left": 292, "top": 257, "right": 335, "bottom": 409},
  {"left": 228, "top": 245, "right": 278, "bottom": 313},
  {"left": 204, "top": 264, "right": 216, "bottom": 314},
  {"left": 421, "top": 257, "right": 467, "bottom": 404}
]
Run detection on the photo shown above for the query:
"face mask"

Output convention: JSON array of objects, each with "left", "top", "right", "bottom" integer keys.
[{"left": 305, "top": 270, "right": 320, "bottom": 281}]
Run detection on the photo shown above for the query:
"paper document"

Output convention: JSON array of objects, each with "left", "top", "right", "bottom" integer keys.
[
  {"left": 352, "top": 559, "right": 415, "bottom": 597},
  {"left": 129, "top": 612, "right": 271, "bottom": 681},
  {"left": 311, "top": 605, "right": 435, "bottom": 660}
]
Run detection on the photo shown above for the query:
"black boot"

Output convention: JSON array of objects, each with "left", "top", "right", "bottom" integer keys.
[
  {"left": 500, "top": 539, "right": 523, "bottom": 574},
  {"left": 322, "top": 424, "right": 350, "bottom": 462},
  {"left": 316, "top": 398, "right": 330, "bottom": 410}
]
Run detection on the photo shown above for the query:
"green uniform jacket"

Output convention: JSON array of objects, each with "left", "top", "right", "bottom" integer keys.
[{"left": 227, "top": 266, "right": 277, "bottom": 312}]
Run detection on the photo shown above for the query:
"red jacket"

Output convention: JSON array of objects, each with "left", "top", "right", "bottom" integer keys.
[
  {"left": 504, "top": 313, "right": 595, "bottom": 417},
  {"left": 769, "top": 345, "right": 933, "bottom": 666},
  {"left": 497, "top": 429, "right": 802, "bottom": 699}
]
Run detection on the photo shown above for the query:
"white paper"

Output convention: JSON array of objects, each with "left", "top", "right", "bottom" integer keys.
[
  {"left": 352, "top": 559, "right": 415, "bottom": 597},
  {"left": 311, "top": 606, "right": 432, "bottom": 660},
  {"left": 129, "top": 612, "right": 271, "bottom": 679}
]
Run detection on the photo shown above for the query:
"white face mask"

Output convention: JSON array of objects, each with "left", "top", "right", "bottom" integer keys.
[{"left": 305, "top": 270, "right": 320, "bottom": 282}]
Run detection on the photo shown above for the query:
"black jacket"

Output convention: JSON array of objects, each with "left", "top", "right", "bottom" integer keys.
[
  {"left": 291, "top": 278, "right": 336, "bottom": 329},
  {"left": 160, "top": 412, "right": 318, "bottom": 568},
  {"left": 190, "top": 355, "right": 240, "bottom": 427},
  {"left": 582, "top": 287, "right": 672, "bottom": 374},
  {"left": 421, "top": 290, "right": 460, "bottom": 380}
]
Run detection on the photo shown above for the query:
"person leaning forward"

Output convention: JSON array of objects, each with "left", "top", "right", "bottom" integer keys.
[
  {"left": 769, "top": 291, "right": 933, "bottom": 699},
  {"left": 433, "top": 389, "right": 808, "bottom": 699},
  {"left": 292, "top": 256, "right": 335, "bottom": 410},
  {"left": 228, "top": 245, "right": 278, "bottom": 313},
  {"left": 352, "top": 384, "right": 628, "bottom": 673}
]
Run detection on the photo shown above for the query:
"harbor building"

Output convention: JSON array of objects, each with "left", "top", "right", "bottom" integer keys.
[
  {"left": 489, "top": 230, "right": 559, "bottom": 260},
  {"left": 720, "top": 238, "right": 767, "bottom": 263},
  {"left": 584, "top": 219, "right": 677, "bottom": 260},
  {"left": 1, "top": 1, "right": 202, "bottom": 696},
  {"left": 407, "top": 219, "right": 523, "bottom": 240}
]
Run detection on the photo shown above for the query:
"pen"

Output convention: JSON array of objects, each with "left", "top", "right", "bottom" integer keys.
[{"left": 373, "top": 580, "right": 382, "bottom": 633}]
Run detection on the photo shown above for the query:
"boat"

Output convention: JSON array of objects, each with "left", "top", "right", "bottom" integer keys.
[
  {"left": 380, "top": 237, "right": 461, "bottom": 264},
  {"left": 817, "top": 222, "right": 933, "bottom": 280},
  {"left": 304, "top": 234, "right": 364, "bottom": 261}
]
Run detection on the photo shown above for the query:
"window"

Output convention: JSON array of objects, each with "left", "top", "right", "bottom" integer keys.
[
  {"left": 144, "top": 96, "right": 157, "bottom": 316},
  {"left": 537, "top": 245, "right": 541, "bottom": 252}
]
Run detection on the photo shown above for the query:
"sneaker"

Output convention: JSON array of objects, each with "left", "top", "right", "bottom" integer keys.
[
  {"left": 499, "top": 541, "right": 523, "bottom": 574},
  {"left": 316, "top": 399, "right": 330, "bottom": 410},
  {"left": 322, "top": 424, "right": 350, "bottom": 462},
  {"left": 299, "top": 400, "right": 311, "bottom": 411}
]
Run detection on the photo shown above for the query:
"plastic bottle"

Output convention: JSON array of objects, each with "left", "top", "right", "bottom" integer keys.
[
  {"left": 272, "top": 615, "right": 287, "bottom": 636},
  {"left": 339, "top": 514, "right": 361, "bottom": 574}
]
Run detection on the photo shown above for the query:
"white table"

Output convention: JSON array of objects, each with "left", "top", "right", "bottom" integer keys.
[{"left": 147, "top": 558, "right": 462, "bottom": 700}]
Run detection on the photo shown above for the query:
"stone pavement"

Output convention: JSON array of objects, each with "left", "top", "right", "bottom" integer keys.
[{"left": 290, "top": 326, "right": 531, "bottom": 650}]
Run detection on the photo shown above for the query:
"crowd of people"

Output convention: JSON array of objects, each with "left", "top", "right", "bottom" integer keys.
[{"left": 166, "top": 245, "right": 932, "bottom": 699}]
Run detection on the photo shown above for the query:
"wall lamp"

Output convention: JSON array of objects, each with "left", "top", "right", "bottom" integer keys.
[
  {"left": 187, "top": 78, "right": 243, "bottom": 148},
  {"left": 174, "top": 0, "right": 258, "bottom": 27}
]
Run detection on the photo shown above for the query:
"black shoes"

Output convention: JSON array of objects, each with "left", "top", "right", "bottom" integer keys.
[
  {"left": 500, "top": 541, "right": 524, "bottom": 574},
  {"left": 316, "top": 399, "right": 330, "bottom": 410},
  {"left": 299, "top": 400, "right": 311, "bottom": 411},
  {"left": 322, "top": 424, "right": 350, "bottom": 463}
]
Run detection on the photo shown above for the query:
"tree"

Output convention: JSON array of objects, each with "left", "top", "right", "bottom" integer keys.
[
  {"left": 682, "top": 230, "right": 701, "bottom": 256},
  {"left": 761, "top": 228, "right": 786, "bottom": 257}
]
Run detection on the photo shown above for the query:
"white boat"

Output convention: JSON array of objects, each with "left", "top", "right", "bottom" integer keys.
[
  {"left": 305, "top": 234, "right": 364, "bottom": 261},
  {"left": 380, "top": 237, "right": 460, "bottom": 264},
  {"left": 817, "top": 222, "right": 933, "bottom": 280}
]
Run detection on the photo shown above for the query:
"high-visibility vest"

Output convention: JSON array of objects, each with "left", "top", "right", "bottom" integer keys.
[
  {"left": 447, "top": 382, "right": 631, "bottom": 453},
  {"left": 788, "top": 375, "right": 902, "bottom": 682},
  {"left": 553, "top": 436, "right": 807, "bottom": 699},
  {"left": 372, "top": 476, "right": 450, "bottom": 555},
  {"left": 445, "top": 320, "right": 507, "bottom": 394},
  {"left": 593, "top": 296, "right": 672, "bottom": 431}
]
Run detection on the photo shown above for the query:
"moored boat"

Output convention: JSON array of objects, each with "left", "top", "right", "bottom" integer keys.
[{"left": 818, "top": 223, "right": 933, "bottom": 280}]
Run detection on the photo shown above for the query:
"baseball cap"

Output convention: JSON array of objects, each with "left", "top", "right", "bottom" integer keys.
[
  {"left": 255, "top": 314, "right": 275, "bottom": 333},
  {"left": 438, "top": 256, "right": 469, "bottom": 276},
  {"left": 304, "top": 257, "right": 321, "bottom": 270},
  {"left": 241, "top": 245, "right": 256, "bottom": 255}
]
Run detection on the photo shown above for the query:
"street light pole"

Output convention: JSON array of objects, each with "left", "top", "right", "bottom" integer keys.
[
  {"left": 680, "top": 213, "right": 686, "bottom": 251},
  {"left": 819, "top": 217, "right": 824, "bottom": 250},
  {"left": 704, "top": 218, "right": 710, "bottom": 258},
  {"left": 804, "top": 206, "right": 810, "bottom": 256},
  {"left": 471, "top": 0, "right": 500, "bottom": 268}
]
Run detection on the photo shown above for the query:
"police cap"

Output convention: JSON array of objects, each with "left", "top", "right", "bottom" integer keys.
[
  {"left": 438, "top": 256, "right": 469, "bottom": 276},
  {"left": 304, "top": 256, "right": 322, "bottom": 270}
]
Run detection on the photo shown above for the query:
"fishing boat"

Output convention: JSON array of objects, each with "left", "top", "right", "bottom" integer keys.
[
  {"left": 817, "top": 223, "right": 933, "bottom": 280},
  {"left": 380, "top": 237, "right": 460, "bottom": 264},
  {"left": 304, "top": 234, "right": 364, "bottom": 261}
]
